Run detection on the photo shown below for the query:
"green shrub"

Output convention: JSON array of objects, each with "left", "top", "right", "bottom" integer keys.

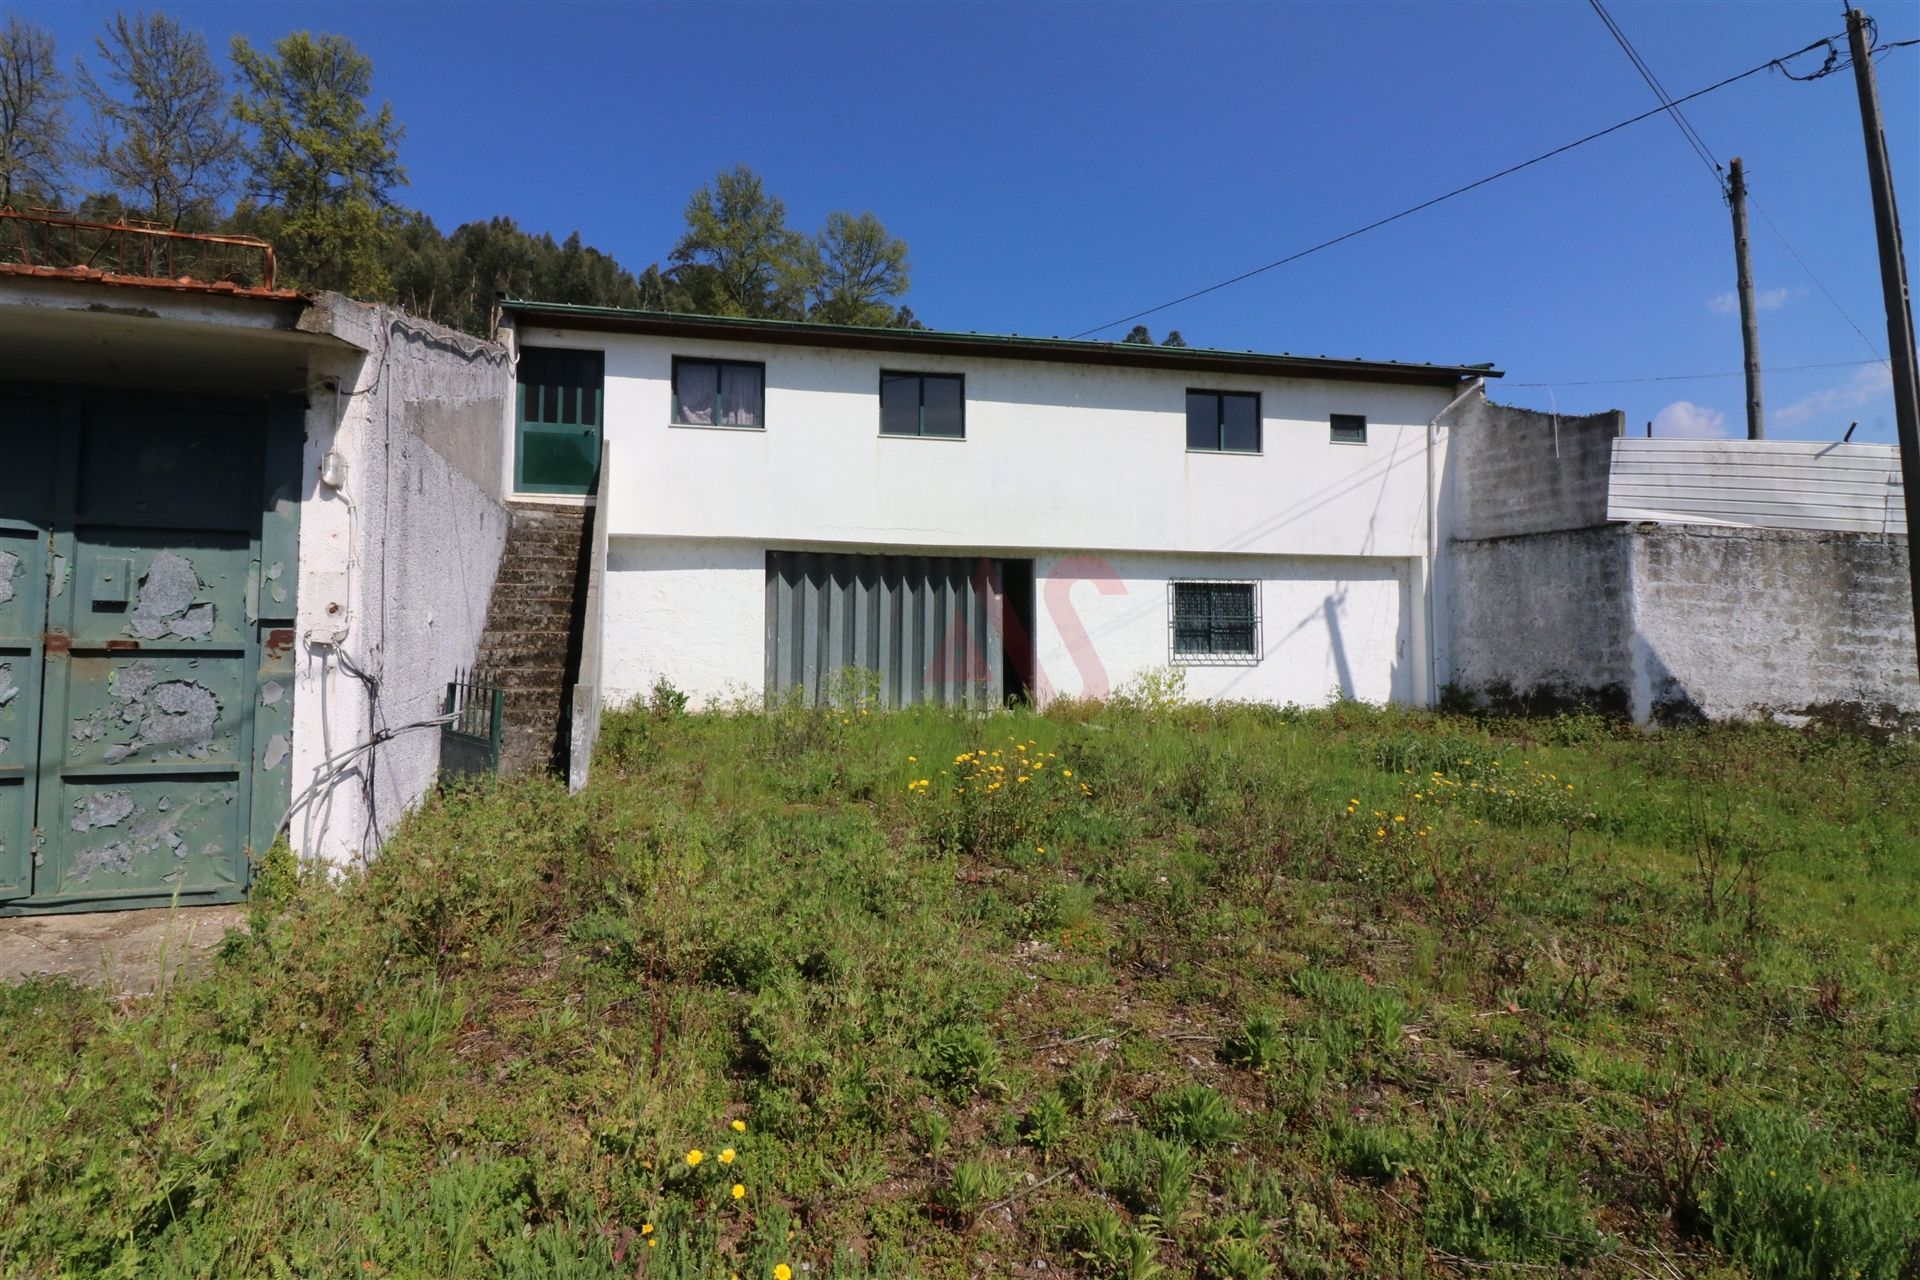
[
  {"left": 1149, "top": 1084, "right": 1242, "bottom": 1149},
  {"left": 919, "top": 1023, "right": 1002, "bottom": 1100}
]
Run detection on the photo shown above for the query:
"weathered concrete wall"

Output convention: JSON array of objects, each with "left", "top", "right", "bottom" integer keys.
[
  {"left": 1441, "top": 395, "right": 1917, "bottom": 727},
  {"left": 1628, "top": 525, "right": 1917, "bottom": 726},
  {"left": 1446, "top": 527, "right": 1633, "bottom": 713},
  {"left": 291, "top": 301, "right": 513, "bottom": 864}
]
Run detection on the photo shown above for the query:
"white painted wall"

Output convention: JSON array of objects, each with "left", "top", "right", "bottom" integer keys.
[
  {"left": 291, "top": 304, "right": 511, "bottom": 865},
  {"left": 603, "top": 537, "right": 765, "bottom": 709},
  {"left": 602, "top": 538, "right": 1413, "bottom": 712},
  {"left": 515, "top": 327, "right": 1454, "bottom": 560},
  {"left": 1033, "top": 551, "right": 1413, "bottom": 705}
]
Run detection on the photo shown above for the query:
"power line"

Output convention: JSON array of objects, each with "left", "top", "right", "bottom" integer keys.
[
  {"left": 1749, "top": 195, "right": 1889, "bottom": 367},
  {"left": 1584, "top": 6, "right": 1890, "bottom": 370},
  {"left": 1587, "top": 0, "right": 1726, "bottom": 192},
  {"left": 1069, "top": 31, "right": 1851, "bottom": 339},
  {"left": 1507, "top": 357, "right": 1883, "bottom": 388}
]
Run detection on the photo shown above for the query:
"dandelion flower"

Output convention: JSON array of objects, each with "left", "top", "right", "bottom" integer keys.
[
  {"left": 732, "top": 1183, "right": 747, "bottom": 1199},
  {"left": 642, "top": 1224, "right": 653, "bottom": 1235},
  {"left": 720, "top": 1148, "right": 736, "bottom": 1164},
  {"left": 1062, "top": 769, "right": 1072, "bottom": 778},
  {"left": 686, "top": 1149, "right": 704, "bottom": 1166},
  {"left": 775, "top": 1266, "right": 794, "bottom": 1280},
  {"left": 1036, "top": 846, "right": 1046, "bottom": 854},
  {"left": 648, "top": 1238, "right": 657, "bottom": 1249},
  {"left": 908, "top": 755, "right": 917, "bottom": 763},
  {"left": 1393, "top": 815, "right": 1406, "bottom": 823},
  {"left": 732, "top": 1119, "right": 747, "bottom": 1132}
]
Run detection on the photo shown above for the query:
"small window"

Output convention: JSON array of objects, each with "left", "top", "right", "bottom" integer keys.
[
  {"left": 1186, "top": 390, "right": 1261, "bottom": 453},
  {"left": 880, "top": 371, "right": 965, "bottom": 438},
  {"left": 673, "top": 357, "right": 765, "bottom": 428},
  {"left": 1330, "top": 413, "right": 1368, "bottom": 445},
  {"left": 1170, "top": 581, "right": 1260, "bottom": 662}
]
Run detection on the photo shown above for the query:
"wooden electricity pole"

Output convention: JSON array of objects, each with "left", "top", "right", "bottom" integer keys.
[
  {"left": 1845, "top": 7, "right": 1920, "bottom": 679},
  {"left": 1728, "top": 157, "right": 1765, "bottom": 439}
]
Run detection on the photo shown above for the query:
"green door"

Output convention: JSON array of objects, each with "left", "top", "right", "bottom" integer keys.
[
  {"left": 0, "top": 387, "right": 298, "bottom": 913},
  {"left": 515, "top": 346, "right": 604, "bottom": 495}
]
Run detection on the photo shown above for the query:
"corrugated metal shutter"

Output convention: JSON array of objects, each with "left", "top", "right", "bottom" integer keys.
[
  {"left": 1607, "top": 439, "right": 1905, "bottom": 534},
  {"left": 766, "top": 551, "right": 1006, "bottom": 708}
]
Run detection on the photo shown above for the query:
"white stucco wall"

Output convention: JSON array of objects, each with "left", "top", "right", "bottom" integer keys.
[
  {"left": 1033, "top": 551, "right": 1413, "bottom": 705},
  {"left": 291, "top": 304, "right": 512, "bottom": 864},
  {"left": 514, "top": 327, "right": 1455, "bottom": 562},
  {"left": 603, "top": 537, "right": 765, "bottom": 709},
  {"left": 602, "top": 537, "right": 1414, "bottom": 712}
]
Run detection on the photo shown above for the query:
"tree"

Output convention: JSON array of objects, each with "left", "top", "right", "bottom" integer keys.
[
  {"left": 1121, "top": 324, "right": 1153, "bottom": 344},
  {"left": 1161, "top": 330, "right": 1187, "bottom": 348},
  {"left": 809, "top": 210, "right": 908, "bottom": 325},
  {"left": 230, "top": 31, "right": 404, "bottom": 294},
  {"left": 0, "top": 13, "right": 69, "bottom": 205},
  {"left": 77, "top": 11, "right": 240, "bottom": 226},
  {"left": 669, "top": 164, "right": 812, "bottom": 319}
]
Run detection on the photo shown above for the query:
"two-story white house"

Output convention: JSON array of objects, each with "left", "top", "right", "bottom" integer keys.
[{"left": 496, "top": 303, "right": 1499, "bottom": 713}]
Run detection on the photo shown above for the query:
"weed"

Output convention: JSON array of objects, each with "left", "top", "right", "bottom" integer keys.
[
  {"left": 919, "top": 1023, "right": 1002, "bottom": 1100},
  {"left": 1022, "top": 1090, "right": 1071, "bottom": 1157},
  {"left": 1149, "top": 1084, "right": 1243, "bottom": 1149},
  {"left": 1219, "top": 1012, "right": 1285, "bottom": 1073}
]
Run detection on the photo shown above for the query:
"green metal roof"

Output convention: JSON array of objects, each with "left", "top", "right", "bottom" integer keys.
[{"left": 499, "top": 300, "right": 1501, "bottom": 388}]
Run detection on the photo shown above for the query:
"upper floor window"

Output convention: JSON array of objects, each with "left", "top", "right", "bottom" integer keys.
[
  {"left": 673, "top": 357, "right": 765, "bottom": 428},
  {"left": 1186, "top": 390, "right": 1260, "bottom": 453},
  {"left": 880, "top": 371, "right": 965, "bottom": 438},
  {"left": 1170, "top": 580, "right": 1260, "bottom": 662},
  {"left": 1330, "top": 413, "right": 1368, "bottom": 445}
]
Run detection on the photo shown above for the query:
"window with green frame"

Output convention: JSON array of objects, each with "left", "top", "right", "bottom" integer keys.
[
  {"left": 879, "top": 371, "right": 965, "bottom": 438},
  {"left": 1186, "top": 390, "right": 1261, "bottom": 453},
  {"left": 673, "top": 357, "right": 765, "bottom": 428},
  {"left": 516, "top": 347, "right": 604, "bottom": 494}
]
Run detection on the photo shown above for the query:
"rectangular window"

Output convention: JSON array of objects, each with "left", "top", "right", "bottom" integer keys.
[
  {"left": 516, "top": 346, "right": 603, "bottom": 494},
  {"left": 1170, "top": 580, "right": 1260, "bottom": 662},
  {"left": 879, "top": 371, "right": 965, "bottom": 438},
  {"left": 673, "top": 357, "right": 765, "bottom": 428},
  {"left": 1186, "top": 390, "right": 1261, "bottom": 453},
  {"left": 1330, "top": 413, "right": 1368, "bottom": 445}
]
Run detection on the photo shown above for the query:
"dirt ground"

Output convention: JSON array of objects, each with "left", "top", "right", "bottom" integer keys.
[{"left": 0, "top": 904, "right": 249, "bottom": 995}]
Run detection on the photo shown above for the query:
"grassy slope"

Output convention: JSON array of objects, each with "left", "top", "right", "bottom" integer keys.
[{"left": 1, "top": 699, "right": 1916, "bottom": 1280}]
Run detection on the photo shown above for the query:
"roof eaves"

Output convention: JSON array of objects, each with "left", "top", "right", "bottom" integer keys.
[{"left": 500, "top": 301, "right": 1502, "bottom": 385}]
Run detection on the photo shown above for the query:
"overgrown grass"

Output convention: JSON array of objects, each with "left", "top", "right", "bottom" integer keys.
[{"left": 3, "top": 695, "right": 1917, "bottom": 1279}]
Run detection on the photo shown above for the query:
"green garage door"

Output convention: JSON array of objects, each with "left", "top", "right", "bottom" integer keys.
[{"left": 0, "top": 387, "right": 300, "bottom": 914}]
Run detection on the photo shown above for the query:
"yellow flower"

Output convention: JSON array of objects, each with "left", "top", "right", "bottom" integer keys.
[
  {"left": 686, "top": 1149, "right": 704, "bottom": 1166},
  {"left": 1060, "top": 768, "right": 1072, "bottom": 778},
  {"left": 648, "top": 1238, "right": 657, "bottom": 1248},
  {"left": 642, "top": 1224, "right": 654, "bottom": 1235},
  {"left": 1375, "top": 828, "right": 1386, "bottom": 838},
  {"left": 1036, "top": 846, "right": 1046, "bottom": 854},
  {"left": 732, "top": 1119, "right": 747, "bottom": 1132},
  {"left": 1393, "top": 815, "right": 1406, "bottom": 823},
  {"left": 775, "top": 1266, "right": 793, "bottom": 1280},
  {"left": 719, "top": 1148, "right": 736, "bottom": 1164},
  {"left": 732, "top": 1183, "right": 747, "bottom": 1199},
  {"left": 908, "top": 755, "right": 917, "bottom": 763}
]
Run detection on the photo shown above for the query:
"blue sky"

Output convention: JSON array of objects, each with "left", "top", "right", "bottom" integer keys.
[{"left": 19, "top": 0, "right": 1920, "bottom": 442}]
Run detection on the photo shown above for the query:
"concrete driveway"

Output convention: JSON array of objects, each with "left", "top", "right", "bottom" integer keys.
[{"left": 0, "top": 905, "right": 248, "bottom": 995}]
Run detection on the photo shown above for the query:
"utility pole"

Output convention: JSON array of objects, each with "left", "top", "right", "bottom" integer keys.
[
  {"left": 1846, "top": 7, "right": 1920, "bottom": 680},
  {"left": 1728, "top": 157, "right": 1765, "bottom": 439}
]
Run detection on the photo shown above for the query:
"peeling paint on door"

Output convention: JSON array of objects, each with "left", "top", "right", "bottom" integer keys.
[
  {"left": 0, "top": 550, "right": 18, "bottom": 605},
  {"left": 127, "top": 551, "right": 201, "bottom": 640},
  {"left": 263, "top": 733, "right": 289, "bottom": 770},
  {"left": 0, "top": 662, "right": 16, "bottom": 707},
  {"left": 71, "top": 789, "right": 136, "bottom": 832}
]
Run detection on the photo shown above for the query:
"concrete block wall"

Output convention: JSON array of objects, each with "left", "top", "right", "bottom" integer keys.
[
  {"left": 1443, "top": 395, "right": 1622, "bottom": 541},
  {"left": 1629, "top": 525, "right": 1917, "bottom": 726}
]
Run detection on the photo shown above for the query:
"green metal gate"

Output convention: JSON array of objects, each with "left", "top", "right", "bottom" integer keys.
[{"left": 0, "top": 386, "right": 300, "bottom": 914}]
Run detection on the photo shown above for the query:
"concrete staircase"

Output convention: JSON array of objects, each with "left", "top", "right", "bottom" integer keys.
[{"left": 473, "top": 503, "right": 589, "bottom": 778}]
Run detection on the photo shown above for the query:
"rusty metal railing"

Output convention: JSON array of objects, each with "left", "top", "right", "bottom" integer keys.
[{"left": 0, "top": 207, "right": 277, "bottom": 290}]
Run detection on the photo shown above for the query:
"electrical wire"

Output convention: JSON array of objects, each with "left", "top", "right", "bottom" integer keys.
[
  {"left": 1749, "top": 195, "right": 1890, "bottom": 367},
  {"left": 1587, "top": 0, "right": 1727, "bottom": 193},
  {"left": 1068, "top": 30, "right": 1853, "bottom": 339}
]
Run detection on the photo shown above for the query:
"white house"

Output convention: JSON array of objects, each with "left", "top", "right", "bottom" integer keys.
[{"left": 496, "top": 304, "right": 1498, "bottom": 713}]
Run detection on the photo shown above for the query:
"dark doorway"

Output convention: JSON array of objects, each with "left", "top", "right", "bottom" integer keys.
[{"left": 1000, "top": 558, "right": 1036, "bottom": 706}]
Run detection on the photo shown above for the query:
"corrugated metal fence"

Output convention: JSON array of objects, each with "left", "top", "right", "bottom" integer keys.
[
  {"left": 766, "top": 551, "right": 1007, "bottom": 708},
  {"left": 1607, "top": 439, "right": 1905, "bottom": 535}
]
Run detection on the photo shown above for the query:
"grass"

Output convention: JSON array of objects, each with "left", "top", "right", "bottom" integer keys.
[{"left": 2, "top": 691, "right": 1917, "bottom": 1279}]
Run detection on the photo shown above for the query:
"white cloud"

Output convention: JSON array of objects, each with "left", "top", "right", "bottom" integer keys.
[
  {"left": 1706, "top": 286, "right": 1793, "bottom": 316},
  {"left": 1652, "top": 400, "right": 1730, "bottom": 439},
  {"left": 1775, "top": 362, "right": 1894, "bottom": 427}
]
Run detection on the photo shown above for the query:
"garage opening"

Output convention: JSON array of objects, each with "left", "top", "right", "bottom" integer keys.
[{"left": 765, "top": 551, "right": 1035, "bottom": 709}]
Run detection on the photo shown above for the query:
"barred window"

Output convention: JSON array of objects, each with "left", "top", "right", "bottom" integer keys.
[{"left": 1170, "top": 581, "right": 1259, "bottom": 662}]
